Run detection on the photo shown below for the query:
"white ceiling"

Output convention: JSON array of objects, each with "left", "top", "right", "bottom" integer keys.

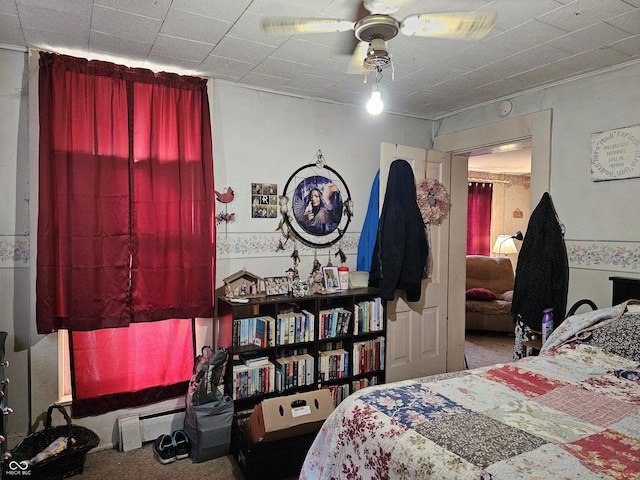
[
  {"left": 2, "top": 0, "right": 639, "bottom": 120},
  {"left": 468, "top": 147, "right": 532, "bottom": 174}
]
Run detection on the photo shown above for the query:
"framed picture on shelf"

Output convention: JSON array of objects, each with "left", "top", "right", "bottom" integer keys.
[
  {"left": 321, "top": 266, "right": 340, "bottom": 290},
  {"left": 263, "top": 276, "right": 290, "bottom": 296}
]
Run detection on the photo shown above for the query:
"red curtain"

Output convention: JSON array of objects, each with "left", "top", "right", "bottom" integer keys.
[
  {"left": 467, "top": 182, "right": 493, "bottom": 255},
  {"left": 70, "top": 319, "right": 195, "bottom": 417},
  {"left": 37, "top": 52, "right": 214, "bottom": 331},
  {"left": 37, "top": 52, "right": 214, "bottom": 415}
]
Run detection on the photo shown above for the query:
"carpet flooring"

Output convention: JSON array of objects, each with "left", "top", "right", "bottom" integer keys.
[
  {"left": 77, "top": 332, "right": 514, "bottom": 480},
  {"left": 464, "top": 330, "right": 515, "bottom": 369}
]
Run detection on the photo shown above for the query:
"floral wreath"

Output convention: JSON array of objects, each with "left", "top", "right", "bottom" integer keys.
[{"left": 417, "top": 178, "right": 450, "bottom": 226}]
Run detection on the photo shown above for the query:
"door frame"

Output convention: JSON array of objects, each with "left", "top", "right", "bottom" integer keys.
[{"left": 433, "top": 110, "right": 552, "bottom": 371}]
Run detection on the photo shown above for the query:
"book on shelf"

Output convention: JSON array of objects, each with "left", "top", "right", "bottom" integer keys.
[
  {"left": 354, "top": 297, "right": 383, "bottom": 335},
  {"left": 319, "top": 308, "right": 352, "bottom": 339},
  {"left": 274, "top": 352, "right": 315, "bottom": 391},
  {"left": 276, "top": 311, "right": 314, "bottom": 346},
  {"left": 319, "top": 348, "right": 349, "bottom": 381},
  {"left": 232, "top": 362, "right": 275, "bottom": 400},
  {"left": 233, "top": 316, "right": 276, "bottom": 348},
  {"left": 322, "top": 383, "right": 349, "bottom": 407},
  {"left": 238, "top": 351, "right": 270, "bottom": 367},
  {"left": 352, "top": 336, "right": 385, "bottom": 375}
]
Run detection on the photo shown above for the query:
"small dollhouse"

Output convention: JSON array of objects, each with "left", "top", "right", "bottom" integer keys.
[{"left": 223, "top": 269, "right": 263, "bottom": 298}]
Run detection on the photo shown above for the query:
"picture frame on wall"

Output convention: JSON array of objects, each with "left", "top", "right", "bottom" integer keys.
[
  {"left": 251, "top": 183, "right": 278, "bottom": 218},
  {"left": 321, "top": 266, "right": 340, "bottom": 290}
]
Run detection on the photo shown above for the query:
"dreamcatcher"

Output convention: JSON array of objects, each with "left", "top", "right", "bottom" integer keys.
[{"left": 277, "top": 150, "right": 353, "bottom": 249}]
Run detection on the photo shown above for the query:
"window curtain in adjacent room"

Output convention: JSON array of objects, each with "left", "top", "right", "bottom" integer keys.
[
  {"left": 467, "top": 182, "right": 493, "bottom": 255},
  {"left": 37, "top": 52, "right": 214, "bottom": 415}
]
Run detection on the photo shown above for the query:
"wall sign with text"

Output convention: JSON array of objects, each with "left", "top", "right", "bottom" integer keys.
[{"left": 591, "top": 124, "right": 640, "bottom": 181}]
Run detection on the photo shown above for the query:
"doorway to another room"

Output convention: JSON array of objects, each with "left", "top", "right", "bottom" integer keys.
[
  {"left": 464, "top": 142, "right": 531, "bottom": 368},
  {"left": 433, "top": 110, "right": 552, "bottom": 372}
]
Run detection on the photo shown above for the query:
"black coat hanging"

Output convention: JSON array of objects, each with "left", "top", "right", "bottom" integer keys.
[
  {"left": 511, "top": 192, "right": 569, "bottom": 331},
  {"left": 369, "top": 159, "right": 428, "bottom": 302}
]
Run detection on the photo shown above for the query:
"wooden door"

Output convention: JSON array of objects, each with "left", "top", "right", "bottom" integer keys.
[{"left": 380, "top": 143, "right": 451, "bottom": 382}]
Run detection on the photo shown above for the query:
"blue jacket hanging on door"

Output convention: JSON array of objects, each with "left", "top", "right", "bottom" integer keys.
[{"left": 368, "top": 159, "right": 428, "bottom": 302}]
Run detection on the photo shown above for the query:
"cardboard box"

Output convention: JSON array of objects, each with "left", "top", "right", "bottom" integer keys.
[{"left": 245, "top": 389, "right": 334, "bottom": 444}]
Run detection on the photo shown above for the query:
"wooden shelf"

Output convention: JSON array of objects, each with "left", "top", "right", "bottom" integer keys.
[{"left": 217, "top": 288, "right": 387, "bottom": 412}]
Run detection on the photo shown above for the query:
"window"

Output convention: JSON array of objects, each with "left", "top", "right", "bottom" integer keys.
[
  {"left": 38, "top": 52, "right": 215, "bottom": 415},
  {"left": 467, "top": 182, "right": 493, "bottom": 255}
]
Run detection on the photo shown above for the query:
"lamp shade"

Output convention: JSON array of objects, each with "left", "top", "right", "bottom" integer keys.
[{"left": 492, "top": 235, "right": 518, "bottom": 255}]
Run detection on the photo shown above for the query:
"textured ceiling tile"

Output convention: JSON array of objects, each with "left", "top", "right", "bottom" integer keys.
[
  {"left": 211, "top": 36, "right": 276, "bottom": 64},
  {"left": 537, "top": 0, "right": 633, "bottom": 32},
  {"left": 0, "top": 1, "right": 18, "bottom": 15},
  {"left": 171, "top": 0, "right": 254, "bottom": 23},
  {"left": 199, "top": 54, "right": 254, "bottom": 79},
  {"left": 0, "top": 14, "right": 24, "bottom": 43},
  {"left": 485, "top": 20, "right": 569, "bottom": 56},
  {"left": 495, "top": 44, "right": 572, "bottom": 71},
  {"left": 489, "top": 0, "right": 565, "bottom": 29},
  {"left": 17, "top": 4, "right": 90, "bottom": 35},
  {"left": 226, "top": 12, "right": 288, "bottom": 47},
  {"left": 609, "top": 34, "right": 640, "bottom": 56},
  {"left": 252, "top": 57, "right": 312, "bottom": 77},
  {"left": 24, "top": 27, "right": 89, "bottom": 52},
  {"left": 89, "top": 31, "right": 151, "bottom": 59},
  {"left": 240, "top": 71, "right": 291, "bottom": 90},
  {"left": 151, "top": 35, "right": 214, "bottom": 62},
  {"left": 161, "top": 8, "right": 231, "bottom": 45},
  {"left": 94, "top": 0, "right": 171, "bottom": 20},
  {"left": 546, "top": 23, "right": 632, "bottom": 54},
  {"left": 606, "top": 9, "right": 640, "bottom": 35},
  {"left": 91, "top": 5, "right": 161, "bottom": 44}
]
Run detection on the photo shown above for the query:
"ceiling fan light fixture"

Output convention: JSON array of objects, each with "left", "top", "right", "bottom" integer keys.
[
  {"left": 363, "top": 37, "right": 392, "bottom": 70},
  {"left": 366, "top": 84, "right": 384, "bottom": 115}
]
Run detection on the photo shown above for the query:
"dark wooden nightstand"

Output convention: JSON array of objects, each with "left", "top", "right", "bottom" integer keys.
[{"left": 609, "top": 276, "right": 640, "bottom": 305}]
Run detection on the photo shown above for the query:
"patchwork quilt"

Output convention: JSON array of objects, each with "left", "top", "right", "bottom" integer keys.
[{"left": 301, "top": 303, "right": 640, "bottom": 479}]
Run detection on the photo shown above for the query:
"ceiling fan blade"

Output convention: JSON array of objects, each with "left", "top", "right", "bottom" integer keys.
[
  {"left": 400, "top": 12, "right": 496, "bottom": 40},
  {"left": 346, "top": 42, "right": 369, "bottom": 75},
  {"left": 337, "top": 0, "right": 372, "bottom": 55},
  {"left": 363, "top": 0, "right": 412, "bottom": 15},
  {"left": 262, "top": 17, "right": 355, "bottom": 35}
]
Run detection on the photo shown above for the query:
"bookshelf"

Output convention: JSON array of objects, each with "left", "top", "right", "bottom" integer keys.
[{"left": 217, "top": 288, "right": 386, "bottom": 412}]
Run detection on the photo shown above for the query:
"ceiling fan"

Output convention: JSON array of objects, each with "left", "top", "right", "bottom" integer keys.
[{"left": 262, "top": 0, "right": 496, "bottom": 76}]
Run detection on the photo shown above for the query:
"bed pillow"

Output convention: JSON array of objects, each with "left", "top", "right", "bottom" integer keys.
[
  {"left": 466, "top": 288, "right": 497, "bottom": 301},
  {"left": 586, "top": 313, "right": 640, "bottom": 362},
  {"left": 498, "top": 290, "right": 513, "bottom": 302}
]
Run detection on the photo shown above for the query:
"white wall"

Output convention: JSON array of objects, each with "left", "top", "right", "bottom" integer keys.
[
  {"left": 211, "top": 82, "right": 432, "bottom": 287},
  {"left": 436, "top": 62, "right": 640, "bottom": 310},
  {"left": 0, "top": 48, "right": 30, "bottom": 440}
]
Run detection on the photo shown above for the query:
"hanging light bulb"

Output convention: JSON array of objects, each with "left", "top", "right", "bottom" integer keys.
[{"left": 367, "top": 83, "right": 383, "bottom": 115}]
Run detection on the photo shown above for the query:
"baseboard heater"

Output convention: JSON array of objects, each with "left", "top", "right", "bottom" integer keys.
[{"left": 118, "top": 406, "right": 186, "bottom": 452}]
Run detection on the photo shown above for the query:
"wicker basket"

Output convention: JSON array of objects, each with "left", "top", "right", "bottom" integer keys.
[{"left": 4, "top": 404, "right": 100, "bottom": 480}]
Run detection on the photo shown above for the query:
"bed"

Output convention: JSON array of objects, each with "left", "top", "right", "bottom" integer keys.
[{"left": 301, "top": 301, "right": 640, "bottom": 479}]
